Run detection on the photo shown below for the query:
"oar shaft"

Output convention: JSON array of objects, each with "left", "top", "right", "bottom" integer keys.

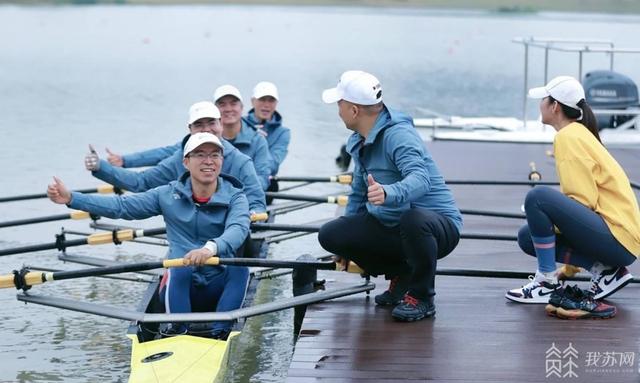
[
  {"left": 0, "top": 238, "right": 87, "bottom": 257},
  {"left": 265, "top": 192, "right": 348, "bottom": 206},
  {"left": 0, "top": 257, "right": 362, "bottom": 289},
  {"left": 461, "top": 233, "right": 518, "bottom": 241},
  {"left": 0, "top": 211, "right": 94, "bottom": 229},
  {"left": 272, "top": 175, "right": 352, "bottom": 184},
  {"left": 446, "top": 180, "right": 558, "bottom": 186},
  {"left": 251, "top": 223, "right": 321, "bottom": 233},
  {"left": 0, "top": 227, "right": 167, "bottom": 257},
  {"left": 0, "top": 184, "right": 120, "bottom": 203},
  {"left": 460, "top": 209, "right": 525, "bottom": 219},
  {"left": 250, "top": 223, "right": 518, "bottom": 242},
  {"left": 214, "top": 257, "right": 338, "bottom": 270}
]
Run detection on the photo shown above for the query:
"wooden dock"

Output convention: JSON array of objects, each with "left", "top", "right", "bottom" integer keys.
[{"left": 287, "top": 140, "right": 640, "bottom": 382}]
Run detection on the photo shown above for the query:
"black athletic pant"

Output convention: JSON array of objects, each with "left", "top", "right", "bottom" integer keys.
[{"left": 318, "top": 208, "right": 460, "bottom": 300}]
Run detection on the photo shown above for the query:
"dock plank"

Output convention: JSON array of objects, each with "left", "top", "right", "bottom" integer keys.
[{"left": 287, "top": 141, "right": 640, "bottom": 382}]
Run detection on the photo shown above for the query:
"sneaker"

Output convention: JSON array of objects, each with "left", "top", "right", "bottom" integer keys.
[
  {"left": 590, "top": 266, "right": 633, "bottom": 300},
  {"left": 374, "top": 274, "right": 410, "bottom": 306},
  {"left": 545, "top": 285, "right": 592, "bottom": 317},
  {"left": 391, "top": 294, "right": 435, "bottom": 322},
  {"left": 554, "top": 285, "right": 617, "bottom": 320},
  {"left": 505, "top": 272, "right": 560, "bottom": 304}
]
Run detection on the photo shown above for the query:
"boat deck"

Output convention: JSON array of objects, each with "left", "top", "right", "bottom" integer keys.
[{"left": 287, "top": 140, "right": 640, "bottom": 382}]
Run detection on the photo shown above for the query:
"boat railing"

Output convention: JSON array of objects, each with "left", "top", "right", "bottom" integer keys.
[
  {"left": 512, "top": 36, "right": 640, "bottom": 128},
  {"left": 17, "top": 280, "right": 375, "bottom": 323}
]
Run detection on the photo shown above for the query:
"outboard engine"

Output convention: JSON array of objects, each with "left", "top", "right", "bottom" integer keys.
[{"left": 583, "top": 70, "right": 639, "bottom": 130}]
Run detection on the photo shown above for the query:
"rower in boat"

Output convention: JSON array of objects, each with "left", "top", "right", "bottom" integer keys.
[
  {"left": 84, "top": 102, "right": 267, "bottom": 258},
  {"left": 49, "top": 132, "right": 250, "bottom": 340},
  {"left": 244, "top": 81, "right": 291, "bottom": 201},
  {"left": 214, "top": 84, "right": 273, "bottom": 191},
  {"left": 84, "top": 101, "right": 267, "bottom": 216}
]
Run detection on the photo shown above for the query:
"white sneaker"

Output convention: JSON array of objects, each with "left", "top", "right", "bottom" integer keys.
[
  {"left": 506, "top": 272, "right": 560, "bottom": 304},
  {"left": 590, "top": 266, "right": 633, "bottom": 300}
]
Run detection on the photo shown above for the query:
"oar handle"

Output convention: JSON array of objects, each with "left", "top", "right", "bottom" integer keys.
[
  {"left": 528, "top": 161, "right": 541, "bottom": 181},
  {"left": 331, "top": 175, "right": 353, "bottom": 184},
  {"left": 70, "top": 210, "right": 91, "bottom": 220},
  {"left": 327, "top": 195, "right": 349, "bottom": 206},
  {"left": 250, "top": 212, "right": 269, "bottom": 222},
  {"left": 0, "top": 270, "right": 50, "bottom": 289}
]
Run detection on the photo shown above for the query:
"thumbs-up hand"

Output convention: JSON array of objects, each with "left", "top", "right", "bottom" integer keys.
[
  {"left": 47, "top": 176, "right": 72, "bottom": 205},
  {"left": 367, "top": 174, "right": 385, "bottom": 205},
  {"left": 106, "top": 148, "right": 124, "bottom": 167},
  {"left": 85, "top": 144, "right": 100, "bottom": 171}
]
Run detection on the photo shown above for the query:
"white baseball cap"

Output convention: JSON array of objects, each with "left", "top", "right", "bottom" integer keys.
[
  {"left": 183, "top": 132, "right": 224, "bottom": 158},
  {"left": 253, "top": 81, "right": 279, "bottom": 100},
  {"left": 188, "top": 101, "right": 220, "bottom": 124},
  {"left": 528, "top": 76, "right": 585, "bottom": 111},
  {"left": 213, "top": 85, "right": 243, "bottom": 103},
  {"left": 322, "top": 70, "right": 383, "bottom": 106}
]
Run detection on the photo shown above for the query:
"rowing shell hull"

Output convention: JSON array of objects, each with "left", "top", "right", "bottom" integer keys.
[{"left": 128, "top": 331, "right": 239, "bottom": 383}]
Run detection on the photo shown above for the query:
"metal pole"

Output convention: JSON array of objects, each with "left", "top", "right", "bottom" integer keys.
[
  {"left": 578, "top": 51, "right": 583, "bottom": 80},
  {"left": 610, "top": 42, "right": 614, "bottom": 70},
  {"left": 544, "top": 47, "right": 549, "bottom": 83},
  {"left": 523, "top": 43, "right": 529, "bottom": 128}
]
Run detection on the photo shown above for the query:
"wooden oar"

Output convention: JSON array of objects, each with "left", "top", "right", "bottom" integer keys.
[
  {"left": 271, "top": 174, "right": 352, "bottom": 184},
  {"left": 0, "top": 211, "right": 97, "bottom": 229},
  {"left": 0, "top": 184, "right": 122, "bottom": 203},
  {"left": 0, "top": 213, "right": 268, "bottom": 257},
  {"left": 0, "top": 227, "right": 167, "bottom": 257},
  {"left": 0, "top": 257, "right": 364, "bottom": 290}
]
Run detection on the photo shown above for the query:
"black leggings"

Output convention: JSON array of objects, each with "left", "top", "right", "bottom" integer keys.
[{"left": 318, "top": 208, "right": 460, "bottom": 300}]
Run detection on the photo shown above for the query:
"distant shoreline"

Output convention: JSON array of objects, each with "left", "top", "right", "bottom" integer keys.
[{"left": 3, "top": 0, "right": 640, "bottom": 15}]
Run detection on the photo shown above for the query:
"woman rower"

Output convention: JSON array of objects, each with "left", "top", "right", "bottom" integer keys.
[{"left": 505, "top": 76, "right": 640, "bottom": 319}]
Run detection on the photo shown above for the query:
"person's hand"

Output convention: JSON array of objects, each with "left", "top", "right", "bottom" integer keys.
[
  {"left": 106, "top": 148, "right": 123, "bottom": 167},
  {"left": 367, "top": 174, "right": 385, "bottom": 205},
  {"left": 47, "top": 176, "right": 72, "bottom": 205},
  {"left": 85, "top": 144, "right": 100, "bottom": 171},
  {"left": 184, "top": 247, "right": 214, "bottom": 266},
  {"left": 256, "top": 128, "right": 268, "bottom": 138}
]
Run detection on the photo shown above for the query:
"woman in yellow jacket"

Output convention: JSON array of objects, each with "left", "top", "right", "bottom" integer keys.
[{"left": 505, "top": 76, "right": 640, "bottom": 318}]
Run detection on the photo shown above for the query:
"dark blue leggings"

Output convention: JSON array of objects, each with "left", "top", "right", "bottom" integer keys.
[
  {"left": 159, "top": 265, "right": 249, "bottom": 332},
  {"left": 519, "top": 186, "right": 636, "bottom": 269}
]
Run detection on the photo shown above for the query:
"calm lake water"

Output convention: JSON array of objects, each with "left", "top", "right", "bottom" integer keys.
[{"left": 1, "top": 4, "right": 640, "bottom": 382}]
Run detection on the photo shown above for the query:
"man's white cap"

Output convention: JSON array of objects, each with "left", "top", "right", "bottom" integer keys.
[
  {"left": 183, "top": 132, "right": 224, "bottom": 158},
  {"left": 213, "top": 85, "right": 243, "bottom": 103},
  {"left": 253, "top": 81, "right": 279, "bottom": 100},
  {"left": 188, "top": 101, "right": 220, "bottom": 124},
  {"left": 528, "top": 76, "right": 585, "bottom": 110},
  {"left": 322, "top": 70, "right": 383, "bottom": 105}
]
